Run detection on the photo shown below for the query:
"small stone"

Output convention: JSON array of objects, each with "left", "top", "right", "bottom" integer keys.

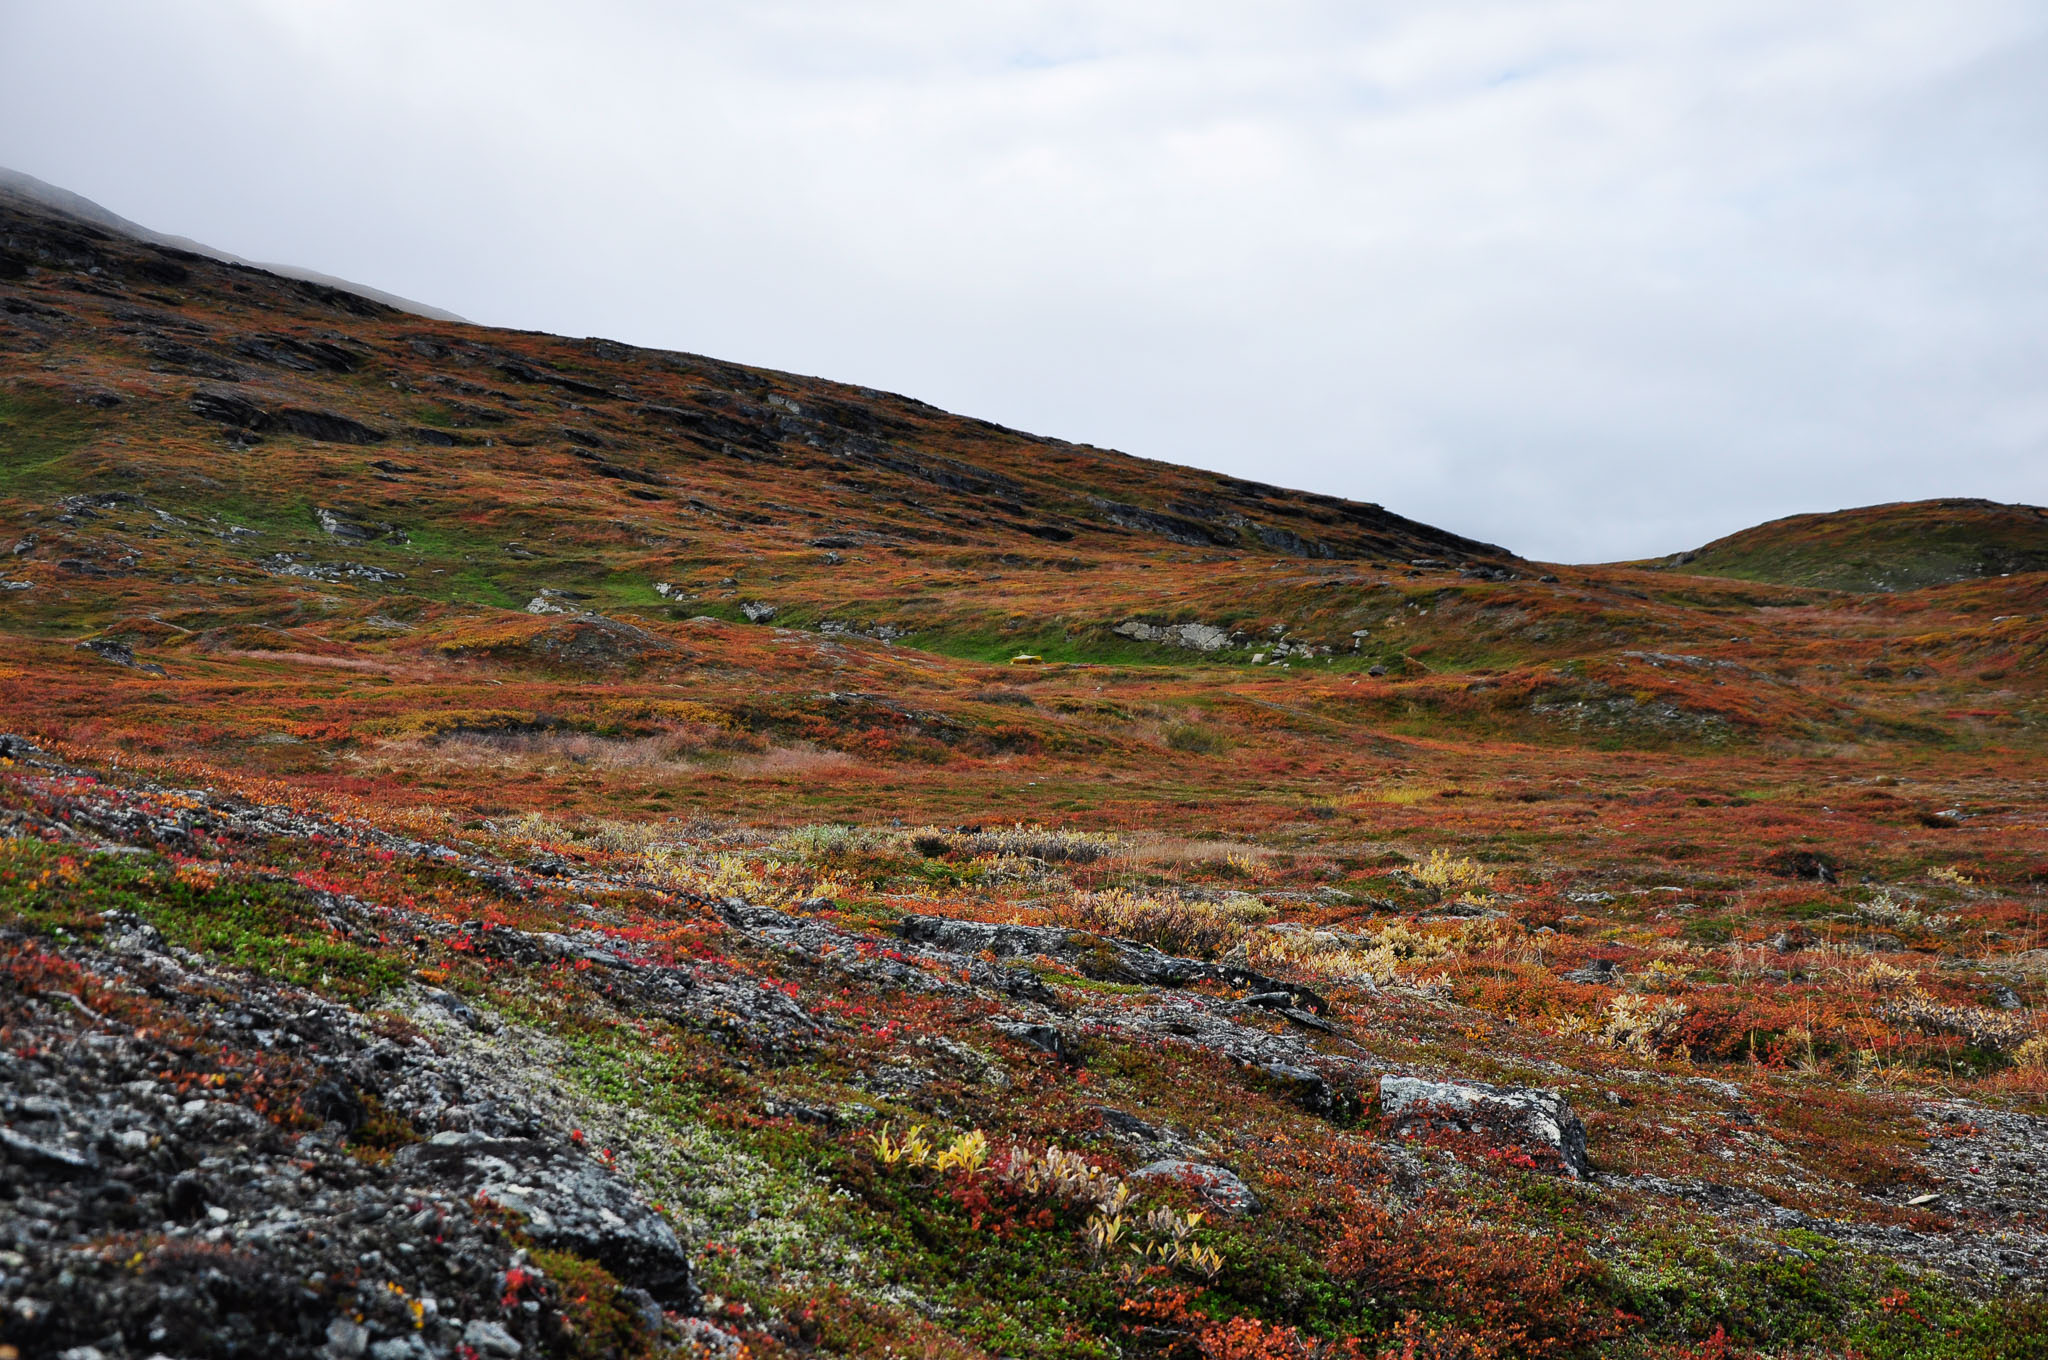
[
  {"left": 1767, "top": 926, "right": 1814, "bottom": 953},
  {"left": 463, "top": 1318, "right": 523, "bottom": 1356},
  {"left": 324, "top": 1317, "right": 370, "bottom": 1358}
]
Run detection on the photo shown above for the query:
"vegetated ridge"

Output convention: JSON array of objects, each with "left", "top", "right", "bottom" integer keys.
[
  {"left": 2, "top": 175, "right": 2047, "bottom": 1360},
  {"left": 1653, "top": 498, "right": 2048, "bottom": 594}
]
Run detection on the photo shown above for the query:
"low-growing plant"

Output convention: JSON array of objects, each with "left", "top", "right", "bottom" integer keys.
[
  {"left": 1244, "top": 919, "right": 1456, "bottom": 988},
  {"left": 1061, "top": 888, "right": 1274, "bottom": 958},
  {"left": 1885, "top": 989, "right": 2037, "bottom": 1054},
  {"left": 1412, "top": 849, "right": 1494, "bottom": 899},
  {"left": 1602, "top": 993, "right": 1690, "bottom": 1057}
]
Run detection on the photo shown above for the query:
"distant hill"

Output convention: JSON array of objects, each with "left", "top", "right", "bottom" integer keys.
[
  {"left": 0, "top": 164, "right": 466, "bottom": 322},
  {"left": 1654, "top": 498, "right": 2048, "bottom": 593},
  {"left": 4, "top": 169, "right": 2044, "bottom": 766}
]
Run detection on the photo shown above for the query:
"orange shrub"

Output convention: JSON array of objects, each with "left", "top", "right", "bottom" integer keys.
[{"left": 1324, "top": 1199, "right": 1625, "bottom": 1359}]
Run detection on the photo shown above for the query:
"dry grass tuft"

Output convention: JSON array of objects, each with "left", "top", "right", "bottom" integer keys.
[{"left": 1058, "top": 888, "right": 1273, "bottom": 958}]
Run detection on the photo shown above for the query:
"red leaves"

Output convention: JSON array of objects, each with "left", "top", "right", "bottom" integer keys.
[
  {"left": 1324, "top": 1198, "right": 1625, "bottom": 1359},
  {"left": 1118, "top": 1287, "right": 1369, "bottom": 1360},
  {"left": 500, "top": 1265, "right": 536, "bottom": 1306},
  {"left": 1199, "top": 1314, "right": 1365, "bottom": 1360}
]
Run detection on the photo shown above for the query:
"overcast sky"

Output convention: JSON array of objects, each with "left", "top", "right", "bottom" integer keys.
[{"left": 4, "top": 2, "right": 2044, "bottom": 562}]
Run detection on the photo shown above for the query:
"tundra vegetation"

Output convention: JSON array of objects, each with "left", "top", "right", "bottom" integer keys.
[{"left": 1, "top": 180, "right": 2047, "bottom": 1359}]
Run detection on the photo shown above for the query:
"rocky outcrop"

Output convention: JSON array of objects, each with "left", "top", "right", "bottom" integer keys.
[
  {"left": 894, "top": 914, "right": 1326, "bottom": 1011},
  {"left": 76, "top": 636, "right": 166, "bottom": 675},
  {"left": 1113, "top": 620, "right": 1238, "bottom": 652},
  {"left": 398, "top": 1133, "right": 695, "bottom": 1307},
  {"left": 315, "top": 506, "right": 406, "bottom": 542},
  {"left": 0, "top": 924, "right": 697, "bottom": 1359},
  {"left": 1378, "top": 1075, "right": 1589, "bottom": 1177},
  {"left": 185, "top": 388, "right": 384, "bottom": 443},
  {"left": 277, "top": 407, "right": 386, "bottom": 444},
  {"left": 1129, "top": 1159, "right": 1259, "bottom": 1214}
]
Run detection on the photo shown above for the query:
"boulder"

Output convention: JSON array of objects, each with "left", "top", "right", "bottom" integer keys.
[
  {"left": 1113, "top": 620, "right": 1236, "bottom": 653},
  {"left": 77, "top": 637, "right": 166, "bottom": 676},
  {"left": 1378, "top": 1075, "right": 1589, "bottom": 1178},
  {"left": 522, "top": 616, "right": 676, "bottom": 671},
  {"left": 993, "top": 1021, "right": 1071, "bottom": 1060},
  {"left": 397, "top": 1132, "right": 696, "bottom": 1308},
  {"left": 1130, "top": 1159, "right": 1258, "bottom": 1214}
]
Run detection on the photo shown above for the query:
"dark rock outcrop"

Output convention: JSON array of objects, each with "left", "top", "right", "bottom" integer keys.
[{"left": 398, "top": 1133, "right": 696, "bottom": 1308}]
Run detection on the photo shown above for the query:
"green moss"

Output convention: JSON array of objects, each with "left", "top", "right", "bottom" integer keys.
[
  {"left": 526, "top": 1248, "right": 661, "bottom": 1359},
  {"left": 1609, "top": 1222, "right": 2048, "bottom": 1359},
  {"left": 0, "top": 841, "right": 405, "bottom": 999},
  {"left": 0, "top": 389, "right": 95, "bottom": 494}
]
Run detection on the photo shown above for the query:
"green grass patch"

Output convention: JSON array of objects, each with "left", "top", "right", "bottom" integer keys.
[
  {"left": 0, "top": 840, "right": 405, "bottom": 998},
  {"left": 0, "top": 389, "right": 97, "bottom": 494}
]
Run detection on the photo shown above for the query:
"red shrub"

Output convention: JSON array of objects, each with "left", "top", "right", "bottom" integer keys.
[{"left": 1324, "top": 1199, "right": 1626, "bottom": 1359}]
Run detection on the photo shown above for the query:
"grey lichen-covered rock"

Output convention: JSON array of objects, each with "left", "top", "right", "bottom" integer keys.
[
  {"left": 77, "top": 636, "right": 167, "bottom": 676},
  {"left": 894, "top": 913, "right": 1327, "bottom": 1011},
  {"left": 1113, "top": 620, "right": 1237, "bottom": 652},
  {"left": 1129, "top": 1159, "right": 1259, "bottom": 1214},
  {"left": 397, "top": 1131, "right": 697, "bottom": 1308},
  {"left": 1258, "top": 1061, "right": 1359, "bottom": 1121},
  {"left": 462, "top": 1317, "right": 524, "bottom": 1356},
  {"left": 1378, "top": 1075, "right": 1590, "bottom": 1178},
  {"left": 992, "top": 1020, "right": 1072, "bottom": 1059}
]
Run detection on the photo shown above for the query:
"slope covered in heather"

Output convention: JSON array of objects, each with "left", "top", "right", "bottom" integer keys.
[{"left": 3, "top": 178, "right": 2048, "bottom": 1360}]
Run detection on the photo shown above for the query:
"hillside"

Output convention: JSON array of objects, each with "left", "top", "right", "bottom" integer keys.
[
  {"left": 3, "top": 180, "right": 2047, "bottom": 1360},
  {"left": 1656, "top": 498, "right": 2048, "bottom": 593}
]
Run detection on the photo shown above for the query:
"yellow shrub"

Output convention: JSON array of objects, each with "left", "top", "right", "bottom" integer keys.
[
  {"left": 1059, "top": 888, "right": 1273, "bottom": 958},
  {"left": 1412, "top": 849, "right": 1493, "bottom": 898}
]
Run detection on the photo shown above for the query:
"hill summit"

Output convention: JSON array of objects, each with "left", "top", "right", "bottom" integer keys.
[{"left": 1657, "top": 497, "right": 2048, "bottom": 593}]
